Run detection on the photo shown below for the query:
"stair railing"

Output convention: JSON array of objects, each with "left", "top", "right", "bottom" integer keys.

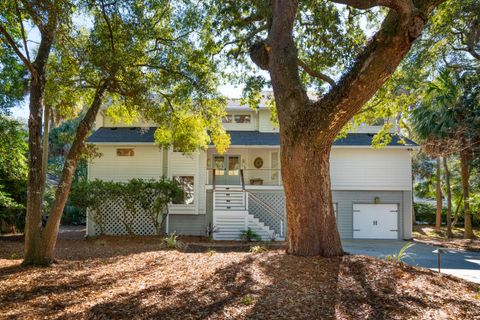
[{"left": 248, "top": 192, "right": 285, "bottom": 238}]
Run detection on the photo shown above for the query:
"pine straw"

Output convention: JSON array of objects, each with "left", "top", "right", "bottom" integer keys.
[
  {"left": 1, "top": 237, "right": 480, "bottom": 320},
  {"left": 413, "top": 225, "right": 480, "bottom": 252}
]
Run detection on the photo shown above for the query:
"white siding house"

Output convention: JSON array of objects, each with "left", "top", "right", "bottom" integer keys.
[{"left": 86, "top": 95, "right": 417, "bottom": 240}]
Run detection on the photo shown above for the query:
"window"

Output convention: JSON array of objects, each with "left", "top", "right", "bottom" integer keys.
[
  {"left": 372, "top": 118, "right": 386, "bottom": 126},
  {"left": 116, "top": 148, "right": 135, "bottom": 156},
  {"left": 234, "top": 114, "right": 251, "bottom": 123},
  {"left": 222, "top": 115, "right": 233, "bottom": 123},
  {"left": 173, "top": 176, "right": 194, "bottom": 205}
]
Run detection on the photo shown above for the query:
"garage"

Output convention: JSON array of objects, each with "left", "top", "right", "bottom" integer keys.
[{"left": 353, "top": 204, "right": 398, "bottom": 239}]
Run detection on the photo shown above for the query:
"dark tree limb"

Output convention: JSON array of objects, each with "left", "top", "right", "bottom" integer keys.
[
  {"left": 43, "top": 80, "right": 111, "bottom": 258},
  {"left": 14, "top": 0, "right": 31, "bottom": 62},
  {"left": 0, "top": 24, "right": 36, "bottom": 75},
  {"left": 297, "top": 59, "right": 335, "bottom": 87}
]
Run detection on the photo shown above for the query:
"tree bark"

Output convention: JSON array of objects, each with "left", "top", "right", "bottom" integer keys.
[
  {"left": 23, "top": 29, "right": 56, "bottom": 265},
  {"left": 282, "top": 138, "right": 343, "bottom": 256},
  {"left": 443, "top": 157, "right": 453, "bottom": 238},
  {"left": 452, "top": 194, "right": 463, "bottom": 227},
  {"left": 250, "top": 0, "right": 442, "bottom": 256},
  {"left": 42, "top": 105, "right": 50, "bottom": 179},
  {"left": 23, "top": 81, "right": 109, "bottom": 265},
  {"left": 435, "top": 157, "right": 443, "bottom": 232},
  {"left": 460, "top": 151, "right": 475, "bottom": 239}
]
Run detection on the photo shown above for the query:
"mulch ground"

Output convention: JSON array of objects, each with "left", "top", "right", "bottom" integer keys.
[
  {"left": 413, "top": 225, "right": 480, "bottom": 252},
  {"left": 1, "top": 236, "right": 480, "bottom": 320}
]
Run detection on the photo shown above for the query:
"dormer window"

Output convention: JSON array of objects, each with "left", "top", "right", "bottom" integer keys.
[
  {"left": 222, "top": 115, "right": 233, "bottom": 123},
  {"left": 116, "top": 148, "right": 135, "bottom": 156},
  {"left": 372, "top": 118, "right": 386, "bottom": 126},
  {"left": 223, "top": 113, "right": 252, "bottom": 124},
  {"left": 234, "top": 114, "right": 251, "bottom": 123}
]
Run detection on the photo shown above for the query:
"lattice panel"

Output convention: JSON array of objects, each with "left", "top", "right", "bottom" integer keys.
[
  {"left": 90, "top": 196, "right": 159, "bottom": 236},
  {"left": 248, "top": 192, "right": 286, "bottom": 237}
]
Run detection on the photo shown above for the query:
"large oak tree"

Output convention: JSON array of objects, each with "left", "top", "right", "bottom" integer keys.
[{"left": 212, "top": 0, "right": 446, "bottom": 256}]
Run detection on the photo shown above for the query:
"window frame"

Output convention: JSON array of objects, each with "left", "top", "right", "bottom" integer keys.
[
  {"left": 172, "top": 175, "right": 195, "bottom": 205},
  {"left": 116, "top": 148, "right": 135, "bottom": 157}
]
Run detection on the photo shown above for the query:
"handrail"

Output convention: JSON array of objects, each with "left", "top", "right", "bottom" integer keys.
[
  {"left": 212, "top": 168, "right": 216, "bottom": 191},
  {"left": 240, "top": 169, "right": 245, "bottom": 190},
  {"left": 248, "top": 191, "right": 284, "bottom": 237}
]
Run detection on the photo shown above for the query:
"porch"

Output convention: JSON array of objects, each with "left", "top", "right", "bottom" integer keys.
[{"left": 205, "top": 148, "right": 285, "bottom": 241}]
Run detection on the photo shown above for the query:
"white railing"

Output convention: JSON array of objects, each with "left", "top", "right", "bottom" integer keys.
[
  {"left": 247, "top": 191, "right": 285, "bottom": 238},
  {"left": 207, "top": 168, "right": 282, "bottom": 186}
]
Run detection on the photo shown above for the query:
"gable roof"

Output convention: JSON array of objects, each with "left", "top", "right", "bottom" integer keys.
[{"left": 88, "top": 127, "right": 418, "bottom": 147}]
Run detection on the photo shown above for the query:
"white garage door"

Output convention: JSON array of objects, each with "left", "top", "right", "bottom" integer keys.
[{"left": 353, "top": 204, "right": 398, "bottom": 239}]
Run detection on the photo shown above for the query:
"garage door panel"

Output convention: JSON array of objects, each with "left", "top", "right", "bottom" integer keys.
[{"left": 353, "top": 204, "right": 398, "bottom": 239}]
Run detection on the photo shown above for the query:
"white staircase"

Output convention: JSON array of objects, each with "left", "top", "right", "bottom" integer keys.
[{"left": 213, "top": 186, "right": 275, "bottom": 240}]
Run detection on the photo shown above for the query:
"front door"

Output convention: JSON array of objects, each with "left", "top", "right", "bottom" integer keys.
[{"left": 213, "top": 155, "right": 241, "bottom": 185}]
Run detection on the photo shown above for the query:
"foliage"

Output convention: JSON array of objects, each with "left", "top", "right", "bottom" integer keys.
[
  {"left": 163, "top": 232, "right": 184, "bottom": 250},
  {"left": 0, "top": 46, "right": 28, "bottom": 113},
  {"left": 414, "top": 203, "right": 440, "bottom": 225},
  {"left": 0, "top": 116, "right": 27, "bottom": 232},
  {"left": 351, "top": 0, "right": 479, "bottom": 143},
  {"left": 70, "top": 178, "right": 180, "bottom": 235},
  {"left": 385, "top": 242, "right": 415, "bottom": 264},
  {"left": 70, "top": 179, "right": 121, "bottom": 234},
  {"left": 249, "top": 245, "right": 268, "bottom": 254},
  {"left": 239, "top": 227, "right": 261, "bottom": 242}
]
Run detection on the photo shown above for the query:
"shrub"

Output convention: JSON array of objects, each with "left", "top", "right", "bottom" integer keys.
[
  {"left": 70, "top": 178, "right": 180, "bottom": 235},
  {"left": 414, "top": 202, "right": 438, "bottom": 224},
  {"left": 240, "top": 228, "right": 261, "bottom": 242}
]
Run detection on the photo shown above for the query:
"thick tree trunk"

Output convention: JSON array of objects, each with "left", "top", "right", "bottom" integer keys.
[
  {"left": 23, "top": 82, "right": 109, "bottom": 265},
  {"left": 443, "top": 157, "right": 453, "bottom": 238},
  {"left": 460, "top": 151, "right": 475, "bottom": 239},
  {"left": 23, "top": 77, "right": 47, "bottom": 264},
  {"left": 281, "top": 139, "right": 343, "bottom": 257},
  {"left": 435, "top": 157, "right": 443, "bottom": 232}
]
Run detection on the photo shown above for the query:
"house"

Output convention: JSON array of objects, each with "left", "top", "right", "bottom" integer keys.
[{"left": 86, "top": 94, "right": 418, "bottom": 241}]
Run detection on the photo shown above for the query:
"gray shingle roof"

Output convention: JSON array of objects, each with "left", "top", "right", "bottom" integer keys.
[{"left": 87, "top": 127, "right": 418, "bottom": 147}]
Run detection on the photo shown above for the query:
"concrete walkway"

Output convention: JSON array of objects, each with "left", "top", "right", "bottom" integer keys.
[{"left": 343, "top": 239, "right": 480, "bottom": 283}]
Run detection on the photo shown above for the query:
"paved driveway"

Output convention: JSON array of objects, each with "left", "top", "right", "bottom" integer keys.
[{"left": 342, "top": 239, "right": 480, "bottom": 284}]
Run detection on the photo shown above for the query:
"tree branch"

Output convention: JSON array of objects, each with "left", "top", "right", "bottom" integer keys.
[
  {"left": 298, "top": 59, "right": 335, "bottom": 87},
  {"left": 0, "top": 24, "right": 36, "bottom": 75},
  {"left": 14, "top": 0, "right": 30, "bottom": 62},
  {"left": 308, "top": 0, "right": 445, "bottom": 138},
  {"left": 100, "top": 0, "right": 115, "bottom": 53},
  {"left": 329, "top": 0, "right": 415, "bottom": 17}
]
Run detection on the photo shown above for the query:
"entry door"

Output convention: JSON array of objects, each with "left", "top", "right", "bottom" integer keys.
[
  {"left": 353, "top": 204, "right": 398, "bottom": 239},
  {"left": 213, "top": 155, "right": 240, "bottom": 185}
]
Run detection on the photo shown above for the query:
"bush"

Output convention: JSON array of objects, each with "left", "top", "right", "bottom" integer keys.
[
  {"left": 239, "top": 228, "right": 261, "bottom": 242},
  {"left": 70, "top": 178, "right": 181, "bottom": 235},
  {"left": 414, "top": 202, "right": 437, "bottom": 224}
]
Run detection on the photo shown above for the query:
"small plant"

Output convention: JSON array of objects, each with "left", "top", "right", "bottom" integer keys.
[
  {"left": 9, "top": 253, "right": 20, "bottom": 260},
  {"left": 163, "top": 232, "right": 184, "bottom": 250},
  {"left": 239, "top": 228, "right": 261, "bottom": 242},
  {"left": 206, "top": 248, "right": 216, "bottom": 256},
  {"left": 250, "top": 245, "right": 268, "bottom": 254},
  {"left": 94, "top": 239, "right": 108, "bottom": 246},
  {"left": 241, "top": 295, "right": 254, "bottom": 306},
  {"left": 385, "top": 242, "right": 415, "bottom": 264}
]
